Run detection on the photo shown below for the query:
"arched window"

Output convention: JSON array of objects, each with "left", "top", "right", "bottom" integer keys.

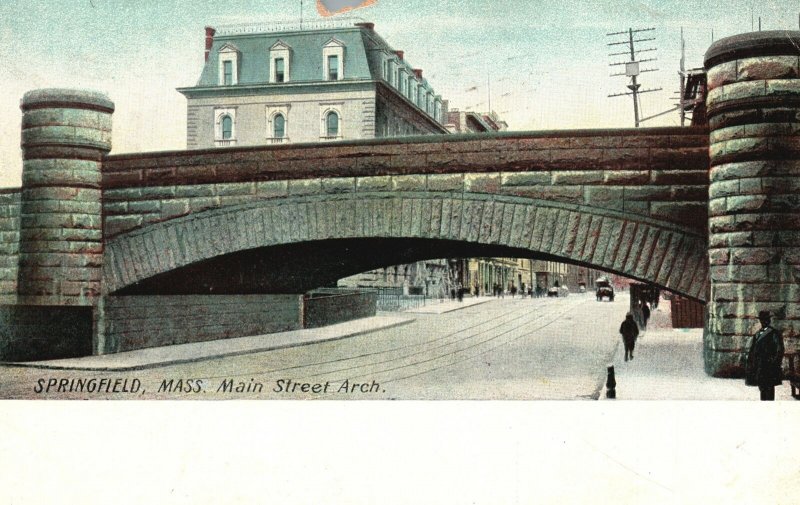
[
  {"left": 273, "top": 113, "right": 285, "bottom": 138},
  {"left": 221, "top": 115, "right": 233, "bottom": 140},
  {"left": 326, "top": 111, "right": 339, "bottom": 138}
]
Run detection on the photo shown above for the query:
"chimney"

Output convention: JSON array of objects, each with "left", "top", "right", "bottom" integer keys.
[
  {"left": 204, "top": 26, "right": 216, "bottom": 62},
  {"left": 354, "top": 22, "right": 375, "bottom": 30},
  {"left": 395, "top": 50, "right": 404, "bottom": 60},
  {"left": 413, "top": 69, "right": 423, "bottom": 79}
]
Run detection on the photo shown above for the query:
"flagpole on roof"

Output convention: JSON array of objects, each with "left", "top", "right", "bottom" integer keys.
[{"left": 300, "top": 0, "right": 303, "bottom": 29}]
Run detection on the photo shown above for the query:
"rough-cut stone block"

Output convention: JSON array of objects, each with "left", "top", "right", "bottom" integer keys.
[
  {"left": 288, "top": 179, "right": 323, "bottom": 196},
  {"left": 707, "top": 80, "right": 767, "bottom": 109},
  {"left": 356, "top": 176, "right": 391, "bottom": 192},
  {"left": 429, "top": 199, "right": 443, "bottom": 239},
  {"left": 707, "top": 60, "right": 738, "bottom": 90},
  {"left": 215, "top": 182, "right": 255, "bottom": 197},
  {"left": 427, "top": 174, "right": 463, "bottom": 192},
  {"left": 580, "top": 215, "right": 602, "bottom": 264},
  {"left": 418, "top": 199, "right": 433, "bottom": 238},
  {"left": 520, "top": 206, "right": 537, "bottom": 250},
  {"left": 256, "top": 180, "right": 289, "bottom": 198},
  {"left": 508, "top": 204, "right": 526, "bottom": 249},
  {"left": 560, "top": 211, "right": 582, "bottom": 257},
  {"left": 105, "top": 215, "right": 143, "bottom": 237},
  {"left": 465, "top": 174, "right": 501, "bottom": 193},
  {"left": 765, "top": 79, "right": 800, "bottom": 97},
  {"left": 529, "top": 206, "right": 550, "bottom": 252},
  {"left": 651, "top": 170, "right": 709, "bottom": 186},
  {"left": 392, "top": 175, "right": 426, "bottom": 192},
  {"left": 550, "top": 170, "right": 604, "bottom": 185},
  {"left": 584, "top": 186, "right": 624, "bottom": 211},
  {"left": 439, "top": 198, "right": 452, "bottom": 238},
  {"left": 738, "top": 56, "right": 800, "bottom": 81},
  {"left": 603, "top": 170, "right": 649, "bottom": 184},
  {"left": 590, "top": 218, "right": 613, "bottom": 266},
  {"left": 321, "top": 178, "right": 355, "bottom": 194},
  {"left": 498, "top": 204, "right": 514, "bottom": 246},
  {"left": 482, "top": 201, "right": 500, "bottom": 244},
  {"left": 501, "top": 172, "right": 550, "bottom": 186}
]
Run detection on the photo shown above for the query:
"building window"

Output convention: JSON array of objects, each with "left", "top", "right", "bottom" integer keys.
[
  {"left": 273, "top": 114, "right": 285, "bottom": 138},
  {"left": 322, "top": 38, "right": 345, "bottom": 81},
  {"left": 214, "top": 108, "right": 237, "bottom": 146},
  {"left": 270, "top": 41, "right": 291, "bottom": 84},
  {"left": 222, "top": 115, "right": 233, "bottom": 139},
  {"left": 218, "top": 44, "right": 240, "bottom": 86},
  {"left": 326, "top": 111, "right": 339, "bottom": 137},
  {"left": 223, "top": 61, "right": 233, "bottom": 85},
  {"left": 266, "top": 104, "right": 291, "bottom": 143},
  {"left": 328, "top": 55, "right": 339, "bottom": 80}
]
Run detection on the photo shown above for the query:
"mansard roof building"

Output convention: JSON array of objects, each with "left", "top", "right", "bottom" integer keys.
[{"left": 178, "top": 19, "right": 448, "bottom": 148}]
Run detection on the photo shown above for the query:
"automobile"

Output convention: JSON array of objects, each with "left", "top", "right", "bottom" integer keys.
[
  {"left": 596, "top": 278, "right": 614, "bottom": 301},
  {"left": 547, "top": 287, "right": 560, "bottom": 297}
]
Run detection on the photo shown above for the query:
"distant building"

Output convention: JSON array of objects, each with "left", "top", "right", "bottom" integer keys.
[
  {"left": 178, "top": 19, "right": 448, "bottom": 148},
  {"left": 444, "top": 107, "right": 508, "bottom": 134}
]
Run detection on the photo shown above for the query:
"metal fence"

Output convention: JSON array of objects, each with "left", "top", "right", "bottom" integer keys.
[{"left": 368, "top": 287, "right": 430, "bottom": 312}]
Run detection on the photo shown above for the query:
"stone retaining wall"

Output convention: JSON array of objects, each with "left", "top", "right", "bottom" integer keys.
[
  {"left": 0, "top": 190, "right": 21, "bottom": 304},
  {"left": 97, "top": 294, "right": 303, "bottom": 354}
]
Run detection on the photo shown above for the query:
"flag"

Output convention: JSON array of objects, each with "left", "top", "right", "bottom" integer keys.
[{"left": 316, "top": 0, "right": 377, "bottom": 17}]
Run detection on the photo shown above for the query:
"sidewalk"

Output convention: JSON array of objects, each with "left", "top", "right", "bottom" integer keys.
[
  {"left": 1, "top": 314, "right": 414, "bottom": 372},
  {"left": 600, "top": 304, "right": 795, "bottom": 400}
]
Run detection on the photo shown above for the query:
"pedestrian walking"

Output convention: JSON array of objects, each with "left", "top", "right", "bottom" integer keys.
[
  {"left": 619, "top": 313, "right": 639, "bottom": 362},
  {"left": 745, "top": 310, "right": 784, "bottom": 401},
  {"left": 510, "top": 284, "right": 517, "bottom": 298},
  {"left": 641, "top": 302, "right": 651, "bottom": 329}
]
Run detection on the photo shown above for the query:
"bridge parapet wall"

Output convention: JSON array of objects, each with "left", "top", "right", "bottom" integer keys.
[{"left": 101, "top": 128, "right": 709, "bottom": 239}]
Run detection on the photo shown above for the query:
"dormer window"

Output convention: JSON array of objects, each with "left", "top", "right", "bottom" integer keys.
[
  {"left": 328, "top": 55, "right": 339, "bottom": 80},
  {"left": 275, "top": 59, "right": 285, "bottom": 82},
  {"left": 218, "top": 44, "right": 240, "bottom": 86},
  {"left": 270, "top": 41, "right": 291, "bottom": 84},
  {"left": 323, "top": 38, "right": 345, "bottom": 81}
]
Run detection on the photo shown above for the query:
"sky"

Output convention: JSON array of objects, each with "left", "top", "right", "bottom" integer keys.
[{"left": 1, "top": 0, "right": 797, "bottom": 187}]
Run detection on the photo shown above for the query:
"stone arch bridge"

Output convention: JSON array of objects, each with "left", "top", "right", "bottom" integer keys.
[{"left": 1, "top": 31, "right": 798, "bottom": 379}]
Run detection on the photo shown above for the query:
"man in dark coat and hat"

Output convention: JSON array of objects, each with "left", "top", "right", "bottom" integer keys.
[
  {"left": 619, "top": 312, "right": 639, "bottom": 362},
  {"left": 745, "top": 310, "right": 785, "bottom": 401}
]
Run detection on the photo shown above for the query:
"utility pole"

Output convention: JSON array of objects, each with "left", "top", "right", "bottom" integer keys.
[
  {"left": 679, "top": 27, "right": 686, "bottom": 126},
  {"left": 607, "top": 28, "right": 662, "bottom": 127}
]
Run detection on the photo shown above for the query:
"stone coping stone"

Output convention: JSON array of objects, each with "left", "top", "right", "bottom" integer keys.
[
  {"left": 21, "top": 88, "right": 114, "bottom": 113},
  {"left": 705, "top": 30, "right": 800, "bottom": 68}
]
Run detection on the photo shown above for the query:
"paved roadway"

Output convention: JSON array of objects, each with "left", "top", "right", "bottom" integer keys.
[{"left": 0, "top": 293, "right": 629, "bottom": 400}]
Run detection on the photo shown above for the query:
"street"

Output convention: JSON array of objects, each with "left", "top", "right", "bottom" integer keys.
[{"left": 0, "top": 293, "right": 629, "bottom": 400}]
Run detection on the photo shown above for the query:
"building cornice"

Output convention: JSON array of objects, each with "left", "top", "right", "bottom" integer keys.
[{"left": 177, "top": 79, "right": 376, "bottom": 98}]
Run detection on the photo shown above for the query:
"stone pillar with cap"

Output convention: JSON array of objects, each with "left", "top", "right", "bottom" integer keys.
[
  {"left": 704, "top": 31, "right": 800, "bottom": 376},
  {"left": 0, "top": 89, "right": 114, "bottom": 361}
]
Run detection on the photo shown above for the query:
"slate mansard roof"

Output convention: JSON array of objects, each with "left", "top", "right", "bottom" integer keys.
[{"left": 182, "top": 21, "right": 438, "bottom": 93}]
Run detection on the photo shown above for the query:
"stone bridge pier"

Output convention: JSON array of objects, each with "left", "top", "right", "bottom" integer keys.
[
  {"left": 704, "top": 31, "right": 800, "bottom": 376},
  {"left": 0, "top": 89, "right": 113, "bottom": 360}
]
